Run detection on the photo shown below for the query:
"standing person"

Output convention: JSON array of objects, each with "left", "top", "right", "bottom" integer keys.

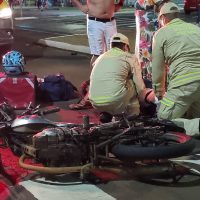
[
  {"left": 147, "top": 2, "right": 200, "bottom": 136},
  {"left": 71, "top": 0, "right": 124, "bottom": 68},
  {"left": 134, "top": 0, "right": 166, "bottom": 80},
  {"left": 89, "top": 33, "right": 146, "bottom": 117}
]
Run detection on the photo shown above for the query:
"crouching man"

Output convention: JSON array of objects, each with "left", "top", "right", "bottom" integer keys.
[
  {"left": 147, "top": 2, "right": 200, "bottom": 136},
  {"left": 89, "top": 33, "right": 146, "bottom": 118}
]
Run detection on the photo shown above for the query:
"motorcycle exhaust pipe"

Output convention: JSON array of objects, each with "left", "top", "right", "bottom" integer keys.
[
  {"left": 97, "top": 163, "right": 190, "bottom": 179},
  {"left": 19, "top": 154, "right": 189, "bottom": 179},
  {"left": 19, "top": 154, "right": 92, "bottom": 175}
]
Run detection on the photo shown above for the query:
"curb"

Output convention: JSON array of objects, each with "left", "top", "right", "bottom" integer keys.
[{"left": 38, "top": 38, "right": 90, "bottom": 54}]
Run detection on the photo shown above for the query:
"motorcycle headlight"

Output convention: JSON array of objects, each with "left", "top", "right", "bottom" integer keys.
[{"left": 0, "top": 7, "right": 12, "bottom": 18}]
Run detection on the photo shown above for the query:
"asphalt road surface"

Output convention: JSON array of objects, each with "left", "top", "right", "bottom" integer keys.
[{"left": 13, "top": 7, "right": 198, "bottom": 35}]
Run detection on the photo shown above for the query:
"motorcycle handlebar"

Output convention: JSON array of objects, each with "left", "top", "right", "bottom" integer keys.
[
  {"left": 40, "top": 107, "right": 60, "bottom": 115},
  {"left": 21, "top": 106, "right": 60, "bottom": 116}
]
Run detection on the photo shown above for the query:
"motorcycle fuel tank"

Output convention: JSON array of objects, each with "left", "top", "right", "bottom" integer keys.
[{"left": 11, "top": 115, "right": 56, "bottom": 134}]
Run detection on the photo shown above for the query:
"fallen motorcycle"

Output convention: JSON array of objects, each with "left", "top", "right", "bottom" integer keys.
[{"left": 0, "top": 103, "right": 197, "bottom": 180}]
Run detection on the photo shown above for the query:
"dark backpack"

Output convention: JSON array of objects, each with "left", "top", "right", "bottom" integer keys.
[{"left": 40, "top": 74, "right": 78, "bottom": 102}]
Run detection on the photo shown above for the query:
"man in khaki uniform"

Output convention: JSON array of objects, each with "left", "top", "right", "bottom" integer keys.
[
  {"left": 149, "top": 2, "right": 200, "bottom": 135},
  {"left": 89, "top": 33, "right": 145, "bottom": 116}
]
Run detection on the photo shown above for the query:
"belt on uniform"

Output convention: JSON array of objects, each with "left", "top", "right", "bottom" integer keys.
[{"left": 88, "top": 16, "right": 115, "bottom": 23}]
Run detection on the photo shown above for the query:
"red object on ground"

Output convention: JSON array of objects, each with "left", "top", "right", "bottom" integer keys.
[
  {"left": 58, "top": 109, "right": 100, "bottom": 124},
  {"left": 0, "top": 72, "right": 37, "bottom": 109},
  {"left": 0, "top": 146, "right": 37, "bottom": 200},
  {"left": 0, "top": 146, "right": 33, "bottom": 184}
]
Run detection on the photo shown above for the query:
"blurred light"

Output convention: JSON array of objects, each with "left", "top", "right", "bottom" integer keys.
[{"left": 0, "top": 8, "right": 12, "bottom": 18}]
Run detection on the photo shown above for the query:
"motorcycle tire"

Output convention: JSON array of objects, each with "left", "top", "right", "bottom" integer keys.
[{"left": 111, "top": 132, "right": 195, "bottom": 161}]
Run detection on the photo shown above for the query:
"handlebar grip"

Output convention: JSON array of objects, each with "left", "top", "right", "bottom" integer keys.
[{"left": 41, "top": 107, "right": 60, "bottom": 115}]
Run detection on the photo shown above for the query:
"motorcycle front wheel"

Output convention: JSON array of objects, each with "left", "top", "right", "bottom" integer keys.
[{"left": 111, "top": 132, "right": 195, "bottom": 161}]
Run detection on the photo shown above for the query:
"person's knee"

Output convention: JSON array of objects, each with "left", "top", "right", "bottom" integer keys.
[{"left": 157, "top": 106, "right": 172, "bottom": 120}]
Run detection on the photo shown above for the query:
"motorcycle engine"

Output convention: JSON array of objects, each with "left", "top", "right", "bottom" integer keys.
[{"left": 32, "top": 127, "right": 88, "bottom": 167}]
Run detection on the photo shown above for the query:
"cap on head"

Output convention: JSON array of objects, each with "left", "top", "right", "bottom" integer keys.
[
  {"left": 158, "top": 2, "right": 180, "bottom": 19},
  {"left": 111, "top": 33, "right": 130, "bottom": 46}
]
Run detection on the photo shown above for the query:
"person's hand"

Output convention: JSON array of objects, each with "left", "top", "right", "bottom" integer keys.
[
  {"left": 145, "top": 89, "right": 161, "bottom": 105},
  {"left": 139, "top": 88, "right": 154, "bottom": 104},
  {"left": 145, "top": 89, "right": 161, "bottom": 113},
  {"left": 145, "top": 89, "right": 157, "bottom": 103}
]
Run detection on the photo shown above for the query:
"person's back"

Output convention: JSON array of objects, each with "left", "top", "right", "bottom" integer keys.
[
  {"left": 89, "top": 33, "right": 145, "bottom": 116},
  {"left": 89, "top": 47, "right": 133, "bottom": 103},
  {"left": 149, "top": 2, "right": 200, "bottom": 136},
  {"left": 153, "top": 19, "right": 200, "bottom": 90}
]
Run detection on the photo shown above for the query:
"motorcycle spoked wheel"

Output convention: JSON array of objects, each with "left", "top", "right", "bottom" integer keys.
[{"left": 111, "top": 132, "right": 195, "bottom": 161}]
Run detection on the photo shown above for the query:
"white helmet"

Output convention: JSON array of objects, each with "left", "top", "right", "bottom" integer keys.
[{"left": 158, "top": 2, "right": 180, "bottom": 19}]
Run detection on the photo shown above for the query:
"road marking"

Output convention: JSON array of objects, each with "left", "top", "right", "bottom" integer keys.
[
  {"left": 38, "top": 34, "right": 90, "bottom": 54},
  {"left": 20, "top": 180, "right": 116, "bottom": 200},
  {"left": 15, "top": 17, "right": 38, "bottom": 20}
]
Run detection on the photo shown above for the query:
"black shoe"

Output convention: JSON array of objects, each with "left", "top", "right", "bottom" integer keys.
[{"left": 99, "top": 112, "right": 113, "bottom": 123}]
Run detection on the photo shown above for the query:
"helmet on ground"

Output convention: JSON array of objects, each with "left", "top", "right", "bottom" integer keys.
[
  {"left": 158, "top": 2, "right": 180, "bottom": 19},
  {"left": 2, "top": 50, "right": 25, "bottom": 75},
  {"left": 111, "top": 33, "right": 130, "bottom": 46}
]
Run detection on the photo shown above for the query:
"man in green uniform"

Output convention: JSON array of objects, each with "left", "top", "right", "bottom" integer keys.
[
  {"left": 149, "top": 2, "right": 200, "bottom": 135},
  {"left": 89, "top": 33, "right": 145, "bottom": 116}
]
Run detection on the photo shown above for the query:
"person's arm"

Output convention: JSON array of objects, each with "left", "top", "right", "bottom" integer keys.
[
  {"left": 151, "top": 31, "right": 166, "bottom": 98},
  {"left": 114, "top": 0, "right": 124, "bottom": 12},
  {"left": 129, "top": 55, "right": 146, "bottom": 95},
  {"left": 71, "top": 0, "right": 89, "bottom": 14}
]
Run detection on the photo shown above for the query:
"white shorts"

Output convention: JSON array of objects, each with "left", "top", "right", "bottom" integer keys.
[{"left": 87, "top": 17, "right": 117, "bottom": 55}]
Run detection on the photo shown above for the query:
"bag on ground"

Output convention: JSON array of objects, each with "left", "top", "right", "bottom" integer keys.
[{"left": 40, "top": 74, "right": 79, "bottom": 102}]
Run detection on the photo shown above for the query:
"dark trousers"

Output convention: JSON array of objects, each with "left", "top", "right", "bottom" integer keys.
[{"left": 197, "top": 5, "right": 200, "bottom": 23}]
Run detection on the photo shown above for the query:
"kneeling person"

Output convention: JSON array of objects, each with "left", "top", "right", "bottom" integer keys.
[{"left": 89, "top": 33, "right": 145, "bottom": 116}]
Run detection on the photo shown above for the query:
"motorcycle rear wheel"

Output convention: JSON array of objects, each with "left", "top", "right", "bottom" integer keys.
[{"left": 111, "top": 132, "right": 195, "bottom": 161}]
